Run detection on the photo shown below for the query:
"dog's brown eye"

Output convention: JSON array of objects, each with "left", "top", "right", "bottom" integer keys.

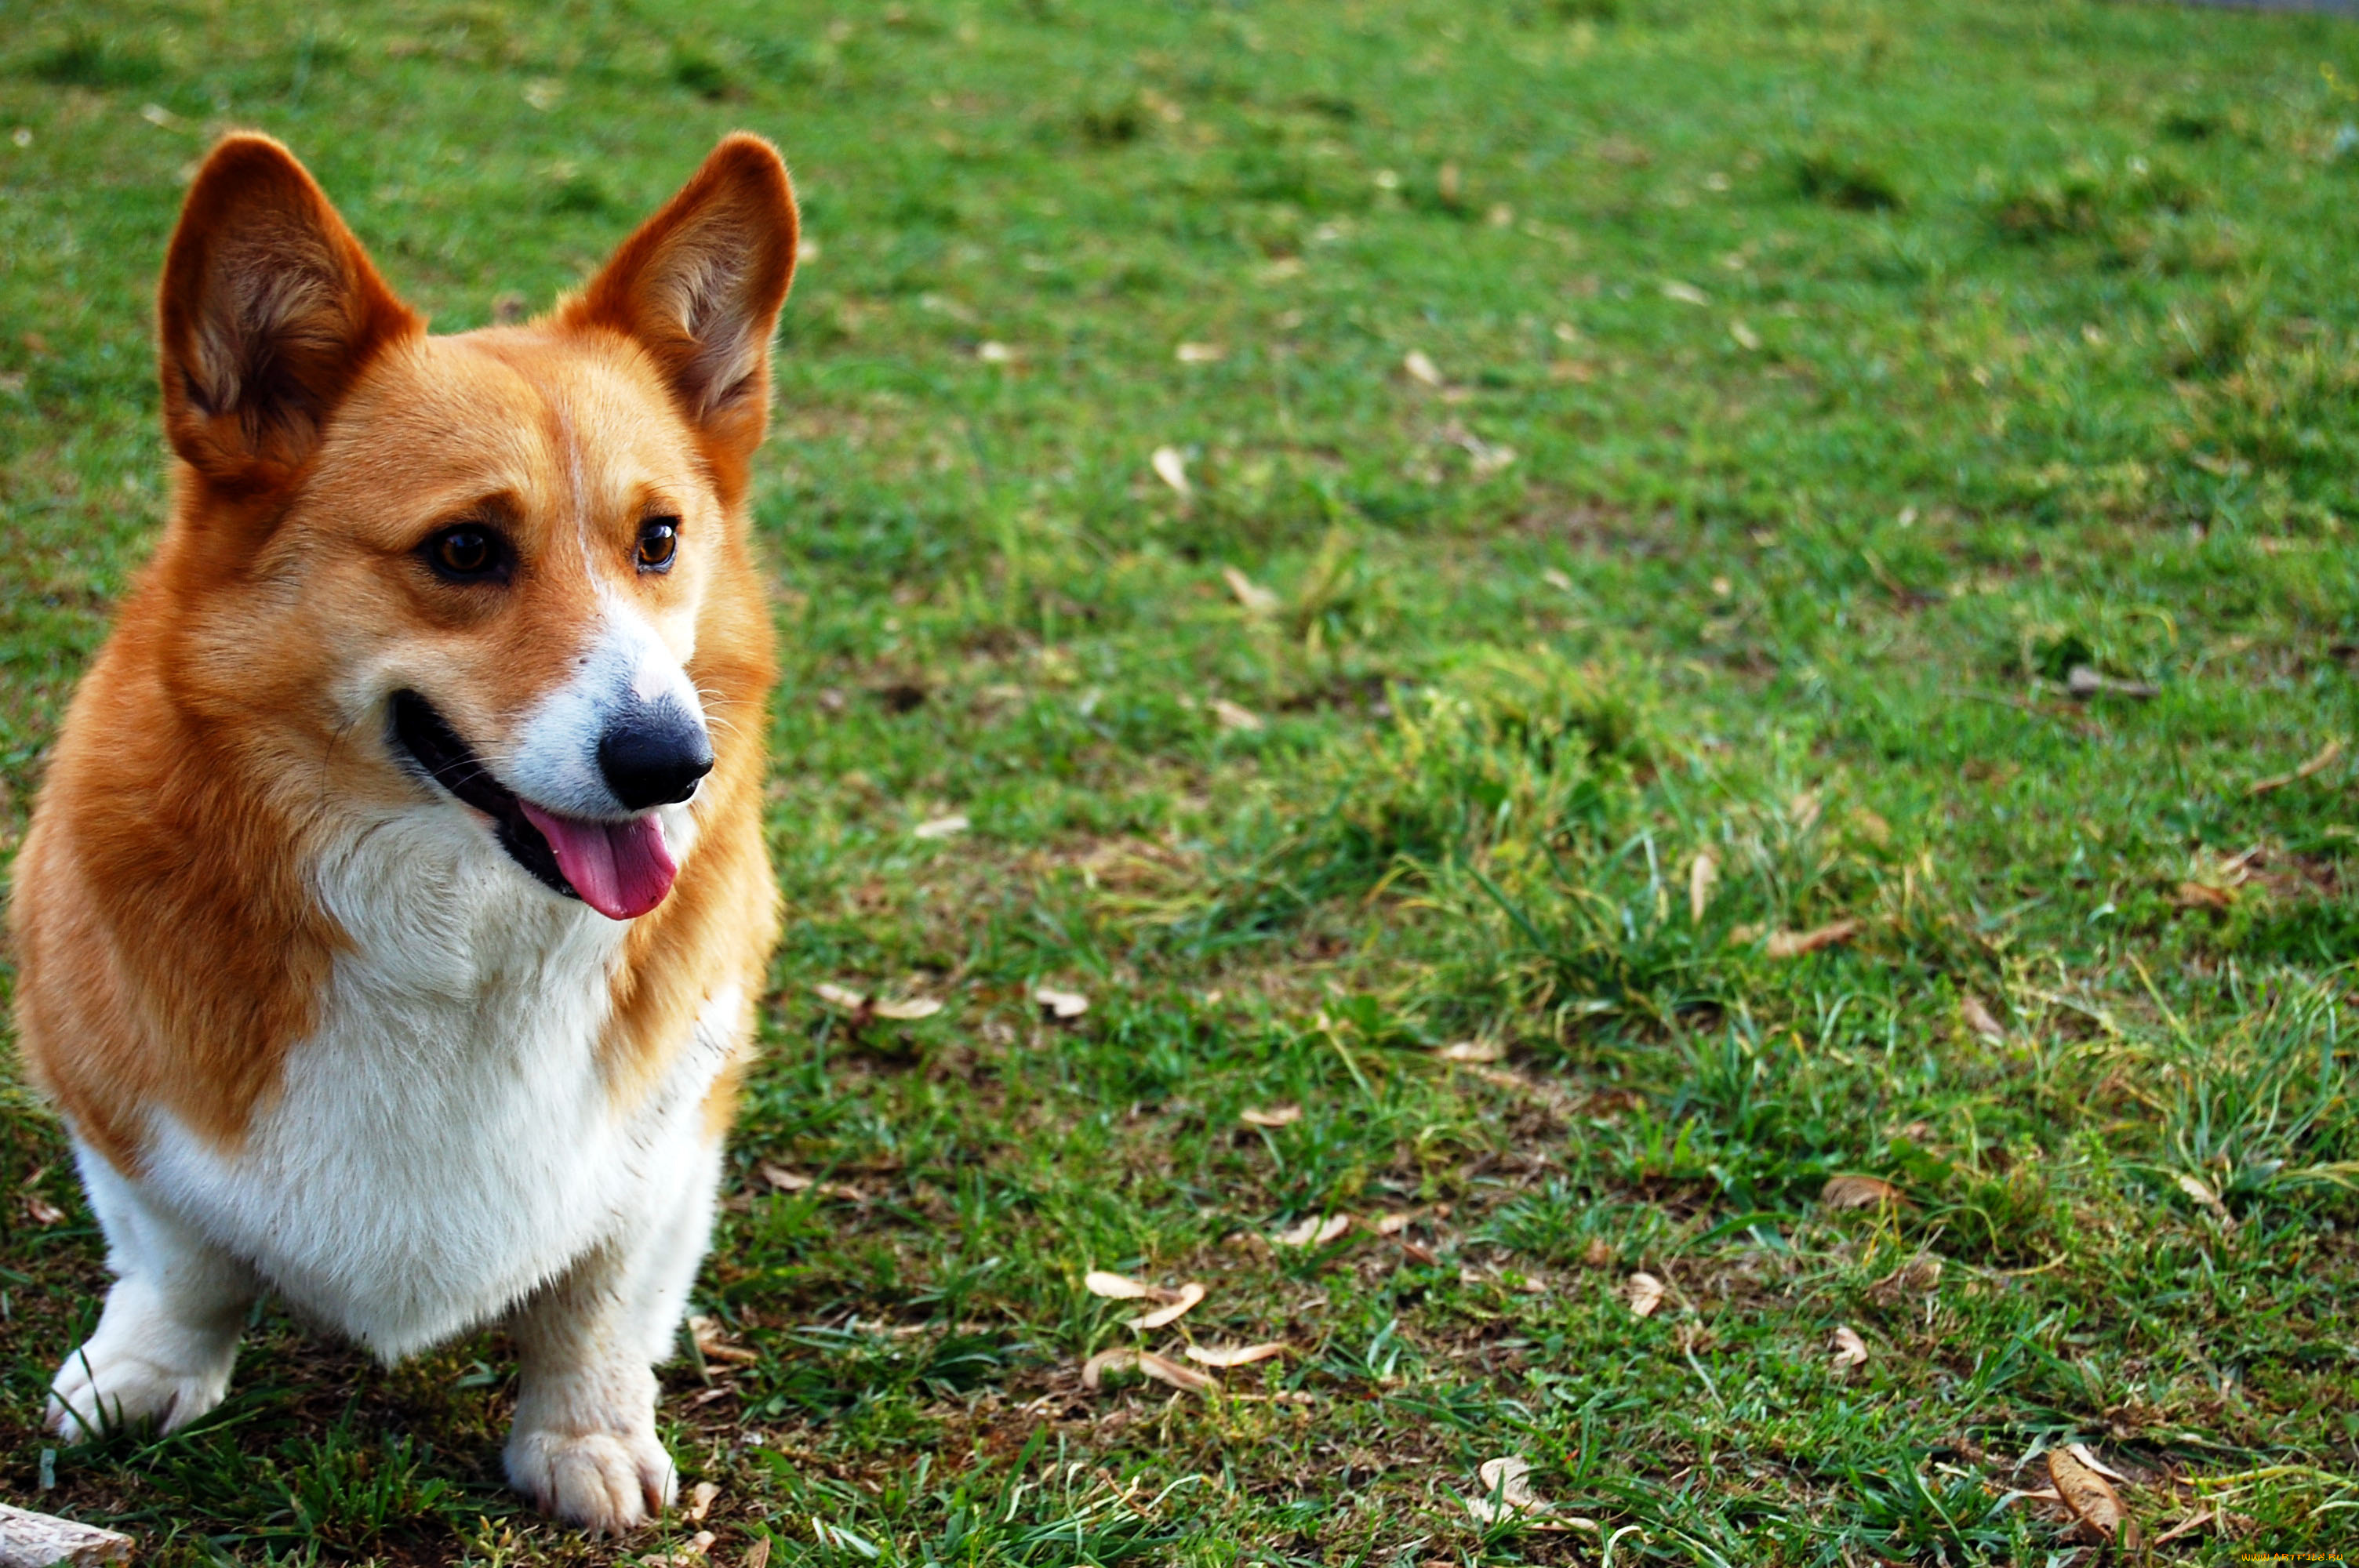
[
  {"left": 636, "top": 517, "right": 679, "bottom": 573},
  {"left": 426, "top": 524, "right": 508, "bottom": 583}
]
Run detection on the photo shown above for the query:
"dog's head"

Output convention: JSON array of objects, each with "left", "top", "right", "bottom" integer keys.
[{"left": 150, "top": 134, "right": 795, "bottom": 920}]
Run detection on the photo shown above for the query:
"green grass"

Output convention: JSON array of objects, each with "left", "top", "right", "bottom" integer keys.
[{"left": 5, "top": 0, "right": 2359, "bottom": 1561}]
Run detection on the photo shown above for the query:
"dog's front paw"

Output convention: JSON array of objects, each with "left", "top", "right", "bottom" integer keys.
[
  {"left": 47, "top": 1337, "right": 233, "bottom": 1440},
  {"left": 506, "top": 1425, "right": 677, "bottom": 1534}
]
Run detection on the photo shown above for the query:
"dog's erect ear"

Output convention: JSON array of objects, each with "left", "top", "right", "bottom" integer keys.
[
  {"left": 563, "top": 134, "right": 797, "bottom": 474},
  {"left": 158, "top": 135, "right": 421, "bottom": 492}
]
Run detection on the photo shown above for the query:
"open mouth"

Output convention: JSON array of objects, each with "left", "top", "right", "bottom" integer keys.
[{"left": 388, "top": 690, "right": 678, "bottom": 920}]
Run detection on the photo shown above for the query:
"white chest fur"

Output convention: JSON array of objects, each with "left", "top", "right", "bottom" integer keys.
[{"left": 130, "top": 799, "right": 726, "bottom": 1361}]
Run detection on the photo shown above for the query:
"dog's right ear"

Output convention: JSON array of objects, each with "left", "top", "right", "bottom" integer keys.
[{"left": 158, "top": 135, "right": 420, "bottom": 493}]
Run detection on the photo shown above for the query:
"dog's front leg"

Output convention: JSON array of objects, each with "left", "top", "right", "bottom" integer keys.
[
  {"left": 48, "top": 1145, "right": 256, "bottom": 1440},
  {"left": 503, "top": 1140, "right": 719, "bottom": 1534}
]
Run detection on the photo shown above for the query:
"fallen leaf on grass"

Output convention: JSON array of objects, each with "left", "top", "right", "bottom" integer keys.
[
  {"left": 2174, "top": 880, "right": 2235, "bottom": 910},
  {"left": 1961, "top": 993, "right": 2006, "bottom": 1043},
  {"left": 1831, "top": 1324, "right": 1870, "bottom": 1370},
  {"left": 1402, "top": 349, "right": 1445, "bottom": 387},
  {"left": 758, "top": 1164, "right": 863, "bottom": 1203},
  {"left": 1436, "top": 1038, "right": 1503, "bottom": 1064},
  {"left": 2048, "top": 1444, "right": 2137, "bottom": 1546},
  {"left": 1085, "top": 1269, "right": 1152, "bottom": 1299},
  {"left": 687, "top": 1481, "right": 720, "bottom": 1523},
  {"left": 1241, "top": 1105, "right": 1301, "bottom": 1128},
  {"left": 976, "top": 339, "right": 1017, "bottom": 363},
  {"left": 870, "top": 996, "right": 943, "bottom": 1021},
  {"left": 2176, "top": 1172, "right": 2234, "bottom": 1225},
  {"left": 1812, "top": 1174, "right": 1906, "bottom": 1207},
  {"left": 745, "top": 1540, "right": 771, "bottom": 1568},
  {"left": 1728, "top": 318, "right": 1761, "bottom": 350},
  {"left": 1822, "top": 1174, "right": 1901, "bottom": 1210},
  {"left": 1274, "top": 1214, "right": 1352, "bottom": 1247},
  {"left": 1184, "top": 1341, "right": 1289, "bottom": 1368},
  {"left": 812, "top": 983, "right": 941, "bottom": 1022},
  {"left": 1210, "top": 698, "right": 1265, "bottom": 732},
  {"left": 688, "top": 1316, "right": 760, "bottom": 1366},
  {"left": 1626, "top": 1272, "right": 1665, "bottom": 1319},
  {"left": 2248, "top": 738, "right": 2343, "bottom": 797},
  {"left": 1081, "top": 1348, "right": 1216, "bottom": 1394},
  {"left": 1661, "top": 279, "right": 1709, "bottom": 306},
  {"left": 24, "top": 1195, "right": 64, "bottom": 1227},
  {"left": 1220, "top": 564, "right": 1279, "bottom": 615},
  {"left": 1465, "top": 1456, "right": 1558, "bottom": 1526},
  {"left": 1688, "top": 850, "right": 1717, "bottom": 924},
  {"left": 1175, "top": 341, "right": 1226, "bottom": 364},
  {"left": 1128, "top": 1282, "right": 1206, "bottom": 1330},
  {"left": 2065, "top": 664, "right": 2159, "bottom": 700},
  {"left": 914, "top": 813, "right": 969, "bottom": 840},
  {"left": 1034, "top": 985, "right": 1090, "bottom": 1020},
  {"left": 1372, "top": 1212, "right": 1412, "bottom": 1236},
  {"left": 1763, "top": 918, "right": 1860, "bottom": 957},
  {"left": 1150, "top": 445, "right": 1191, "bottom": 496}
]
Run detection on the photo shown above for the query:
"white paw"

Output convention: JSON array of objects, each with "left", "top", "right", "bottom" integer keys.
[
  {"left": 47, "top": 1338, "right": 232, "bottom": 1440},
  {"left": 506, "top": 1425, "right": 677, "bottom": 1534}
]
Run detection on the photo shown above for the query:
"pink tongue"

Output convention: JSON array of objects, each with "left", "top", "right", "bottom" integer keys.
[{"left": 518, "top": 803, "right": 678, "bottom": 920}]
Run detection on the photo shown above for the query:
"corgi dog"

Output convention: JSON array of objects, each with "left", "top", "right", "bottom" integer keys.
[{"left": 8, "top": 132, "right": 793, "bottom": 1532}]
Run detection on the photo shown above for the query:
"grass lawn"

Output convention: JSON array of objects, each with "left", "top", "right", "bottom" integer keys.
[{"left": 5, "top": 0, "right": 2359, "bottom": 1561}]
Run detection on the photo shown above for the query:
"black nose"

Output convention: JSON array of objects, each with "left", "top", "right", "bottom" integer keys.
[{"left": 598, "top": 704, "right": 714, "bottom": 811}]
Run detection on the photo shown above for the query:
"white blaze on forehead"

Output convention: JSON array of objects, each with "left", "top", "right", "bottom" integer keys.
[{"left": 504, "top": 607, "right": 705, "bottom": 819}]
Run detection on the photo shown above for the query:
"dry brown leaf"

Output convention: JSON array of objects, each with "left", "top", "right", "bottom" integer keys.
[
  {"left": 1661, "top": 279, "right": 1709, "bottom": 306},
  {"left": 1763, "top": 918, "right": 1860, "bottom": 957},
  {"left": 1129, "top": 1282, "right": 1206, "bottom": 1330},
  {"left": 1688, "top": 850, "right": 1717, "bottom": 924},
  {"left": 2174, "top": 880, "right": 2235, "bottom": 910},
  {"left": 1372, "top": 1212, "right": 1412, "bottom": 1236},
  {"left": 1175, "top": 341, "right": 1226, "bottom": 364},
  {"left": 1136, "top": 1351, "right": 1218, "bottom": 1394},
  {"left": 1081, "top": 1347, "right": 1137, "bottom": 1389},
  {"left": 2247, "top": 737, "right": 2343, "bottom": 796},
  {"left": 976, "top": 340, "right": 1016, "bottom": 364},
  {"left": 2176, "top": 1172, "right": 2234, "bottom": 1224},
  {"left": 1183, "top": 1341, "right": 1289, "bottom": 1368},
  {"left": 1437, "top": 1038, "right": 1503, "bottom": 1063},
  {"left": 687, "top": 1480, "right": 720, "bottom": 1523},
  {"left": 1961, "top": 993, "right": 2006, "bottom": 1043},
  {"left": 914, "top": 813, "right": 970, "bottom": 840},
  {"left": 759, "top": 1163, "right": 812, "bottom": 1193},
  {"left": 1831, "top": 1324, "right": 1870, "bottom": 1370},
  {"left": 1466, "top": 1456, "right": 1554, "bottom": 1526},
  {"left": 1210, "top": 697, "right": 1265, "bottom": 732},
  {"left": 1822, "top": 1174, "right": 1901, "bottom": 1210},
  {"left": 1274, "top": 1213, "right": 1352, "bottom": 1247},
  {"left": 1626, "top": 1272, "right": 1665, "bottom": 1319},
  {"left": 1788, "top": 789, "right": 1823, "bottom": 830},
  {"left": 2048, "top": 1445, "right": 2135, "bottom": 1544},
  {"left": 25, "top": 1194, "right": 65, "bottom": 1227},
  {"left": 1084, "top": 1269, "right": 1151, "bottom": 1300},
  {"left": 1402, "top": 349, "right": 1445, "bottom": 387},
  {"left": 1582, "top": 1237, "right": 1615, "bottom": 1269},
  {"left": 870, "top": 996, "right": 943, "bottom": 1022},
  {"left": 745, "top": 1539, "right": 772, "bottom": 1568},
  {"left": 1221, "top": 565, "right": 1280, "bottom": 615},
  {"left": 813, "top": 982, "right": 868, "bottom": 1011},
  {"left": 1150, "top": 445, "right": 1191, "bottom": 496},
  {"left": 1241, "top": 1105, "right": 1301, "bottom": 1128},
  {"left": 687, "top": 1316, "right": 760, "bottom": 1366},
  {"left": 1034, "top": 985, "right": 1090, "bottom": 1020}
]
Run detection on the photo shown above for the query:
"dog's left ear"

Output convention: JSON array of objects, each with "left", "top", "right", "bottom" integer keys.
[{"left": 565, "top": 134, "right": 798, "bottom": 483}]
